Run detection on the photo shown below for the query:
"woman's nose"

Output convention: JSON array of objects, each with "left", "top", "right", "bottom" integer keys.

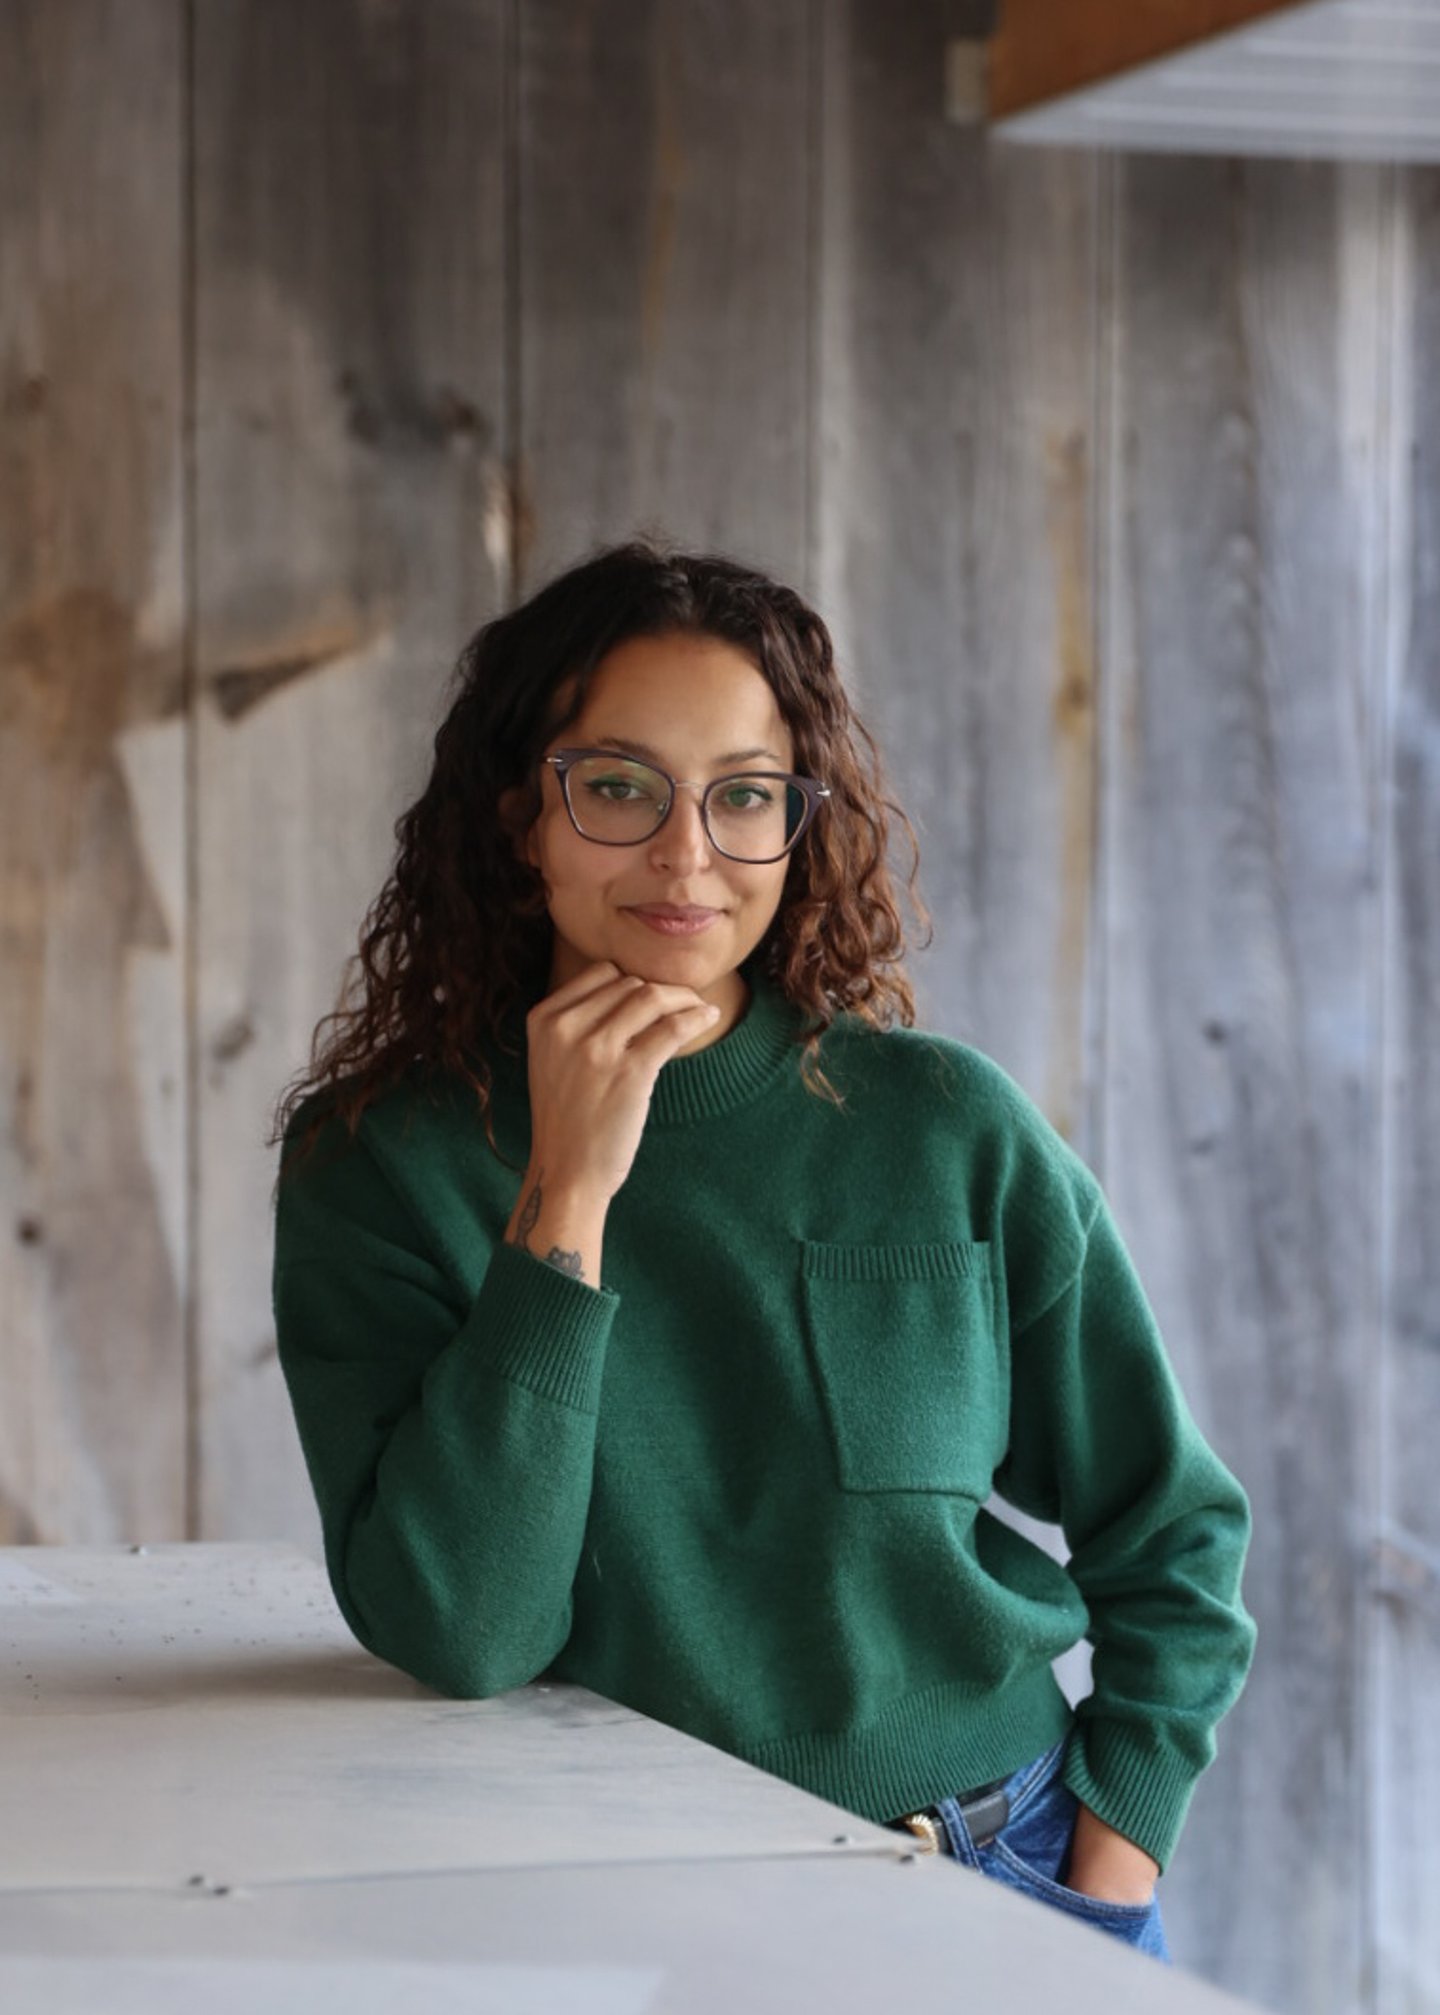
[{"left": 648, "top": 786, "right": 713, "bottom": 869}]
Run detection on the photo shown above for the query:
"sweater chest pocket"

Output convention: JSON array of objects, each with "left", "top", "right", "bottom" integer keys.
[{"left": 799, "top": 1239, "right": 998, "bottom": 1496}]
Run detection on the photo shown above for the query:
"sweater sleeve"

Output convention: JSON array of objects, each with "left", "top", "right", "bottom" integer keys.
[
  {"left": 271, "top": 1105, "right": 620, "bottom": 1698},
  {"left": 993, "top": 1179, "right": 1258, "bottom": 1873}
]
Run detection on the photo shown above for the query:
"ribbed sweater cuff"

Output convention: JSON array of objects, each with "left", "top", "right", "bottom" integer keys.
[
  {"left": 1062, "top": 1717, "right": 1202, "bottom": 1874},
  {"left": 463, "top": 1240, "right": 619, "bottom": 1414}
]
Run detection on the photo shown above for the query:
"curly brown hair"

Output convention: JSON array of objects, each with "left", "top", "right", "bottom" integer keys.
[{"left": 267, "top": 535, "right": 931, "bottom": 1193}]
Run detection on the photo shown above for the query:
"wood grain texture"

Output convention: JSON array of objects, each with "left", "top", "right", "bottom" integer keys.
[
  {"left": 190, "top": 0, "right": 509, "bottom": 1540},
  {"left": 0, "top": 0, "right": 187, "bottom": 1544},
  {"left": 816, "top": 0, "right": 1101, "bottom": 1150},
  {"left": 1376, "top": 163, "right": 1440, "bottom": 2015},
  {"left": 1100, "top": 151, "right": 1388, "bottom": 2012},
  {"left": 514, "top": 0, "right": 812, "bottom": 592}
]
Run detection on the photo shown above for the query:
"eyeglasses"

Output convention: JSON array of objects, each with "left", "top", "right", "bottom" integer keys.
[{"left": 543, "top": 747, "right": 830, "bottom": 863}]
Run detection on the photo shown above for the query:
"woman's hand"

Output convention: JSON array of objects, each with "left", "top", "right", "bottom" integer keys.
[
  {"left": 522, "top": 961, "right": 720, "bottom": 1201},
  {"left": 504, "top": 962, "right": 720, "bottom": 1283},
  {"left": 1062, "top": 1803, "right": 1160, "bottom": 1905}
]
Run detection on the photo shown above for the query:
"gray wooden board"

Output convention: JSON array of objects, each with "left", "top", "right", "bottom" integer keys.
[
  {"left": 190, "top": 0, "right": 509, "bottom": 1542},
  {"left": 1100, "top": 151, "right": 1386, "bottom": 2015},
  {"left": 0, "top": 1544, "right": 904, "bottom": 1890},
  {"left": 514, "top": 0, "right": 812, "bottom": 592},
  {"left": 0, "top": 1854, "right": 1267, "bottom": 2015},
  {"left": 0, "top": 0, "right": 188, "bottom": 1545},
  {"left": 1377, "top": 161, "right": 1440, "bottom": 2015},
  {"left": 816, "top": 0, "right": 1102, "bottom": 1153}
]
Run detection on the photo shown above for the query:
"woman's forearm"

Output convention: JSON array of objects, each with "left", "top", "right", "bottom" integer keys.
[{"left": 504, "top": 1162, "right": 608, "bottom": 1285}]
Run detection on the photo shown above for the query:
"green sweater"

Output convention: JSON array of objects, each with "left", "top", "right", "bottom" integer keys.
[{"left": 271, "top": 962, "right": 1256, "bottom": 1872}]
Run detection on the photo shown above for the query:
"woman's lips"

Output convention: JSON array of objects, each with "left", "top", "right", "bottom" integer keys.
[{"left": 624, "top": 906, "right": 721, "bottom": 936}]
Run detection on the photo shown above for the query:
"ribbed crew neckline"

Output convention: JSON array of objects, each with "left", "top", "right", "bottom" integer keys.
[
  {"left": 647, "top": 966, "right": 802, "bottom": 1125},
  {"left": 491, "top": 963, "right": 804, "bottom": 1128}
]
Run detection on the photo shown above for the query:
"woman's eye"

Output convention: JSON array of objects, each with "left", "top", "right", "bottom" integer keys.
[
  {"left": 585, "top": 777, "right": 643, "bottom": 801},
  {"left": 720, "top": 785, "right": 773, "bottom": 810}
]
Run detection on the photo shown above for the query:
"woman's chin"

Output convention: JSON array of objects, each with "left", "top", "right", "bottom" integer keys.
[
  {"left": 612, "top": 915, "right": 730, "bottom": 967},
  {"left": 550, "top": 915, "right": 747, "bottom": 993}
]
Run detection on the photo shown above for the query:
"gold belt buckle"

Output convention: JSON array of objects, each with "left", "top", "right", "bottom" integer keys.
[{"left": 897, "top": 1810, "right": 944, "bottom": 1854}]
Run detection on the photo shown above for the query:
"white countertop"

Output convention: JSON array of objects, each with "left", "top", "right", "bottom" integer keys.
[{"left": 0, "top": 1543, "right": 1266, "bottom": 2013}]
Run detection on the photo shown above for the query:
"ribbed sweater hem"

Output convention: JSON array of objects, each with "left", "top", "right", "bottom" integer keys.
[
  {"left": 1062, "top": 1714, "right": 1201, "bottom": 1874},
  {"left": 736, "top": 1665, "right": 1075, "bottom": 1826}
]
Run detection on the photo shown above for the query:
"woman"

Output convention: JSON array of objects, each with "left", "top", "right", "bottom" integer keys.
[{"left": 269, "top": 538, "right": 1256, "bottom": 1964}]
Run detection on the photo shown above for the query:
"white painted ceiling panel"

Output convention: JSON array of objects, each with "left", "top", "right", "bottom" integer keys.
[{"left": 990, "top": 0, "right": 1440, "bottom": 160}]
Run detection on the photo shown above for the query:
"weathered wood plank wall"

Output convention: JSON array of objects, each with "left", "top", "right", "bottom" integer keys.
[
  {"left": 1378, "top": 164, "right": 1440, "bottom": 2015},
  {"left": 0, "top": 1, "right": 188, "bottom": 1545},
  {"left": 516, "top": 1, "right": 812, "bottom": 585},
  {"left": 1, "top": 4, "right": 1436, "bottom": 2011},
  {"left": 191, "top": 0, "right": 509, "bottom": 1542},
  {"left": 1103, "top": 152, "right": 1386, "bottom": 2014}
]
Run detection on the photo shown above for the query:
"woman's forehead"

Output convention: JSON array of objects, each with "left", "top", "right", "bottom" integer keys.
[{"left": 558, "top": 637, "right": 793, "bottom": 761}]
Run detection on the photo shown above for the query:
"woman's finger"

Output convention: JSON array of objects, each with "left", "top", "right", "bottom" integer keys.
[
  {"left": 621, "top": 998, "right": 723, "bottom": 1065},
  {"left": 527, "top": 960, "right": 627, "bottom": 1019},
  {"left": 584, "top": 982, "right": 717, "bottom": 1056}
]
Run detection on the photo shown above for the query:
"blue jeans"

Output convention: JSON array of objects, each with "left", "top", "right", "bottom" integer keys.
[{"left": 933, "top": 1732, "right": 1172, "bottom": 1963}]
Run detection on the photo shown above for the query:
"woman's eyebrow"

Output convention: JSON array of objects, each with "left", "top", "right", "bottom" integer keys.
[{"left": 588, "top": 734, "right": 786, "bottom": 768}]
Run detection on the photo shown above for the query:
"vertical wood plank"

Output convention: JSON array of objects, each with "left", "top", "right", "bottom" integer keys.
[
  {"left": 1376, "top": 163, "right": 1440, "bottom": 2015},
  {"left": 1102, "top": 152, "right": 1385, "bottom": 2012},
  {"left": 0, "top": 0, "right": 187, "bottom": 1542},
  {"left": 192, "top": 0, "right": 509, "bottom": 1539},
  {"left": 515, "top": 0, "right": 812, "bottom": 592},
  {"left": 816, "top": 0, "right": 1101, "bottom": 1151}
]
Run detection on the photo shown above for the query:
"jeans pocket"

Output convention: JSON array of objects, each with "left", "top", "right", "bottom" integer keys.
[
  {"left": 980, "top": 1748, "right": 1169, "bottom": 1959},
  {"left": 989, "top": 1838, "right": 1157, "bottom": 1928}
]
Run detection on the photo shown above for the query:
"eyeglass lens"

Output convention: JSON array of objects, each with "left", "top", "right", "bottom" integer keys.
[{"left": 565, "top": 755, "right": 803, "bottom": 860}]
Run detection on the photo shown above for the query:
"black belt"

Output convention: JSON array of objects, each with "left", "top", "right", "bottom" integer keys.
[{"left": 885, "top": 1777, "right": 1010, "bottom": 1855}]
